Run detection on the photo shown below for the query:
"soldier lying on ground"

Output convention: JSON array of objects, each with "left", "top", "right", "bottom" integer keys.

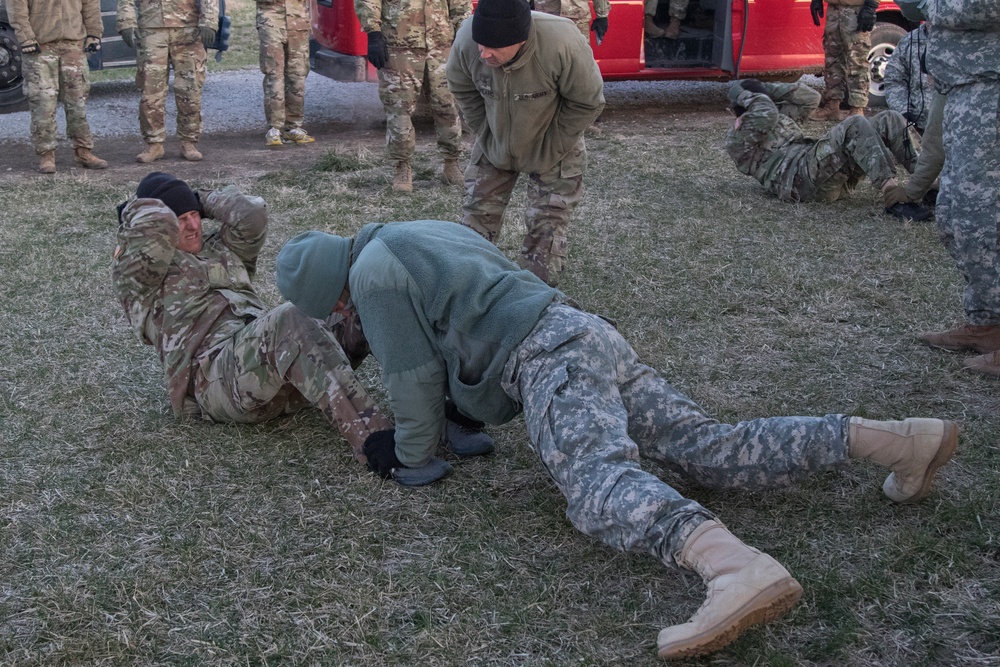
[
  {"left": 724, "top": 79, "right": 933, "bottom": 221},
  {"left": 274, "top": 219, "right": 959, "bottom": 660},
  {"left": 111, "top": 173, "right": 492, "bottom": 478}
]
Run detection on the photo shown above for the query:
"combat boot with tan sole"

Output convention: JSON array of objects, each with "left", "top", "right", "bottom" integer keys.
[
  {"left": 38, "top": 151, "right": 56, "bottom": 174},
  {"left": 440, "top": 158, "right": 463, "bottom": 185},
  {"left": 180, "top": 142, "right": 203, "bottom": 161},
  {"left": 809, "top": 100, "right": 843, "bottom": 122},
  {"left": 74, "top": 147, "right": 108, "bottom": 169},
  {"left": 644, "top": 14, "right": 665, "bottom": 38},
  {"left": 137, "top": 143, "right": 164, "bottom": 164},
  {"left": 921, "top": 323, "right": 1000, "bottom": 353},
  {"left": 393, "top": 161, "right": 412, "bottom": 193},
  {"left": 664, "top": 17, "right": 681, "bottom": 39}
]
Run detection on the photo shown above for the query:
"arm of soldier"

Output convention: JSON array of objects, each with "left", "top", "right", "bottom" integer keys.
[
  {"left": 116, "top": 0, "right": 137, "bottom": 31},
  {"left": 446, "top": 27, "right": 487, "bottom": 133},
  {"left": 927, "top": 0, "right": 1000, "bottom": 30},
  {"left": 554, "top": 35, "right": 607, "bottom": 136},
  {"left": 82, "top": 0, "right": 103, "bottom": 39},
  {"left": 592, "top": 0, "right": 611, "bottom": 18},
  {"left": 4, "top": 0, "right": 38, "bottom": 46},
  {"left": 448, "top": 0, "right": 472, "bottom": 34},
  {"left": 112, "top": 199, "right": 179, "bottom": 343},
  {"left": 733, "top": 90, "right": 782, "bottom": 134},
  {"left": 198, "top": 0, "right": 220, "bottom": 30},
  {"left": 882, "top": 39, "right": 911, "bottom": 118},
  {"left": 903, "top": 91, "right": 945, "bottom": 200},
  {"left": 204, "top": 186, "right": 268, "bottom": 277},
  {"left": 352, "top": 0, "right": 383, "bottom": 33}
]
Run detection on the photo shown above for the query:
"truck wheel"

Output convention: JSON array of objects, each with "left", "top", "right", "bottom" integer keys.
[
  {"left": 0, "top": 22, "right": 27, "bottom": 110},
  {"left": 866, "top": 22, "right": 907, "bottom": 108}
]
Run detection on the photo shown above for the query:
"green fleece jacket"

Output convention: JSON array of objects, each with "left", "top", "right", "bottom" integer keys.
[
  {"left": 445, "top": 11, "right": 605, "bottom": 174},
  {"left": 349, "top": 221, "right": 560, "bottom": 467}
]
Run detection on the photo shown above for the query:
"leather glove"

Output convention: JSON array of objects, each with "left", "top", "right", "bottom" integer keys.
[
  {"left": 857, "top": 0, "right": 879, "bottom": 32},
  {"left": 84, "top": 35, "right": 101, "bottom": 53},
  {"left": 200, "top": 27, "right": 217, "bottom": 49},
  {"left": 882, "top": 184, "right": 912, "bottom": 207},
  {"left": 590, "top": 16, "right": 608, "bottom": 44},
  {"left": 810, "top": 0, "right": 824, "bottom": 26},
  {"left": 366, "top": 31, "right": 389, "bottom": 69},
  {"left": 740, "top": 78, "right": 767, "bottom": 95},
  {"left": 363, "top": 429, "right": 401, "bottom": 479},
  {"left": 21, "top": 41, "right": 40, "bottom": 55},
  {"left": 119, "top": 28, "right": 136, "bottom": 49}
]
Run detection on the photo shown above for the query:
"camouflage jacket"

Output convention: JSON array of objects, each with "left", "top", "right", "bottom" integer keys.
[
  {"left": 353, "top": 0, "right": 470, "bottom": 49},
  {"left": 117, "top": 0, "right": 218, "bottom": 32},
  {"left": 724, "top": 90, "right": 814, "bottom": 202},
  {"left": 533, "top": 0, "right": 610, "bottom": 36},
  {"left": 256, "top": 0, "right": 311, "bottom": 33},
  {"left": 926, "top": 0, "right": 1000, "bottom": 90},
  {"left": 6, "top": 0, "right": 102, "bottom": 46},
  {"left": 112, "top": 187, "right": 269, "bottom": 416},
  {"left": 884, "top": 25, "right": 933, "bottom": 130}
]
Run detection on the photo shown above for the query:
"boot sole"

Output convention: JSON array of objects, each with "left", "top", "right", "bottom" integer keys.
[
  {"left": 893, "top": 420, "right": 959, "bottom": 504},
  {"left": 657, "top": 577, "right": 803, "bottom": 659}
]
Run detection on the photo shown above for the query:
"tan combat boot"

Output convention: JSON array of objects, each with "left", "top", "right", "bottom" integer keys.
[
  {"left": 847, "top": 106, "right": 866, "bottom": 117},
  {"left": 136, "top": 143, "right": 165, "bottom": 164},
  {"left": 440, "top": 158, "right": 463, "bottom": 185},
  {"left": 180, "top": 142, "right": 203, "bottom": 161},
  {"left": 921, "top": 323, "right": 1000, "bottom": 353},
  {"left": 664, "top": 17, "right": 682, "bottom": 39},
  {"left": 808, "top": 99, "right": 843, "bottom": 122},
  {"left": 964, "top": 349, "right": 1000, "bottom": 377},
  {"left": 38, "top": 151, "right": 56, "bottom": 174},
  {"left": 74, "top": 147, "right": 108, "bottom": 169},
  {"left": 657, "top": 520, "right": 803, "bottom": 660},
  {"left": 393, "top": 161, "right": 412, "bottom": 193},
  {"left": 848, "top": 417, "right": 959, "bottom": 503},
  {"left": 644, "top": 14, "right": 666, "bottom": 38}
]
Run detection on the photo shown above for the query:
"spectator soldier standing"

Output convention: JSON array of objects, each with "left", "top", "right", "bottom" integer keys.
[
  {"left": 117, "top": 0, "right": 218, "bottom": 163},
  {"left": 446, "top": 0, "right": 605, "bottom": 287},
  {"left": 355, "top": 0, "right": 469, "bottom": 192},
  {"left": 532, "top": 0, "right": 610, "bottom": 44},
  {"left": 257, "top": 0, "right": 316, "bottom": 147},
  {"left": 6, "top": 0, "right": 108, "bottom": 173},
  {"left": 809, "top": 0, "right": 880, "bottom": 121},
  {"left": 883, "top": 24, "right": 934, "bottom": 134},
  {"left": 275, "top": 220, "right": 959, "bottom": 660}
]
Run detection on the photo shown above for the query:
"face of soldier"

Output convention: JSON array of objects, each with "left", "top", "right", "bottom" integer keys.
[
  {"left": 477, "top": 41, "right": 526, "bottom": 68},
  {"left": 176, "top": 210, "right": 204, "bottom": 254}
]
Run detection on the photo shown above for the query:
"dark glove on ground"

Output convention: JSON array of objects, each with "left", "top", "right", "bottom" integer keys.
[
  {"left": 363, "top": 429, "right": 401, "bottom": 479},
  {"left": 84, "top": 36, "right": 101, "bottom": 53},
  {"left": 366, "top": 31, "right": 389, "bottom": 69},
  {"left": 201, "top": 27, "right": 217, "bottom": 49},
  {"left": 857, "top": 0, "right": 878, "bottom": 32},
  {"left": 21, "top": 41, "right": 40, "bottom": 55},
  {"left": 119, "top": 28, "right": 136, "bottom": 49},
  {"left": 810, "top": 0, "right": 824, "bottom": 26},
  {"left": 741, "top": 78, "right": 767, "bottom": 95},
  {"left": 591, "top": 17, "right": 608, "bottom": 43}
]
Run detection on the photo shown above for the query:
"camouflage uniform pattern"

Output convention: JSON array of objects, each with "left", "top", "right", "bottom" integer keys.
[
  {"left": 22, "top": 40, "right": 95, "bottom": 153},
  {"left": 461, "top": 136, "right": 586, "bottom": 287},
  {"left": 353, "top": 0, "right": 470, "bottom": 164},
  {"left": 112, "top": 188, "right": 390, "bottom": 457},
  {"left": 819, "top": 3, "right": 872, "bottom": 109},
  {"left": 761, "top": 80, "right": 822, "bottom": 123},
  {"left": 534, "top": 0, "right": 610, "bottom": 38},
  {"left": 257, "top": 0, "right": 311, "bottom": 131},
  {"left": 643, "top": 0, "right": 688, "bottom": 22},
  {"left": 502, "top": 304, "right": 850, "bottom": 568},
  {"left": 883, "top": 25, "right": 934, "bottom": 132}
]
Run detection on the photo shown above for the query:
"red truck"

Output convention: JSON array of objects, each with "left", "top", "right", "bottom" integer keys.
[{"left": 309, "top": 0, "right": 917, "bottom": 106}]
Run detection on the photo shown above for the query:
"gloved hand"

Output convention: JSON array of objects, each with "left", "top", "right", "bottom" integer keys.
[
  {"left": 119, "top": 28, "right": 136, "bottom": 49},
  {"left": 740, "top": 78, "right": 767, "bottom": 95},
  {"left": 810, "top": 0, "right": 824, "bottom": 26},
  {"left": 84, "top": 35, "right": 101, "bottom": 53},
  {"left": 857, "top": 0, "right": 879, "bottom": 32},
  {"left": 21, "top": 41, "right": 40, "bottom": 55},
  {"left": 366, "top": 31, "right": 389, "bottom": 69},
  {"left": 590, "top": 16, "right": 608, "bottom": 44},
  {"left": 363, "top": 429, "right": 401, "bottom": 479},
  {"left": 200, "top": 27, "right": 217, "bottom": 49},
  {"left": 882, "top": 184, "right": 912, "bottom": 207}
]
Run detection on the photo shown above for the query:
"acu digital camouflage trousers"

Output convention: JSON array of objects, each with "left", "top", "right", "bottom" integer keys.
[
  {"left": 23, "top": 40, "right": 94, "bottom": 154},
  {"left": 193, "top": 303, "right": 392, "bottom": 461},
  {"left": 136, "top": 27, "right": 207, "bottom": 144},
  {"left": 502, "top": 304, "right": 850, "bottom": 568},
  {"left": 461, "top": 137, "right": 587, "bottom": 287},
  {"left": 935, "top": 80, "right": 1000, "bottom": 326},
  {"left": 797, "top": 110, "right": 918, "bottom": 202},
  {"left": 257, "top": 18, "right": 309, "bottom": 131},
  {"left": 820, "top": 4, "right": 871, "bottom": 109},
  {"left": 379, "top": 47, "right": 462, "bottom": 164}
]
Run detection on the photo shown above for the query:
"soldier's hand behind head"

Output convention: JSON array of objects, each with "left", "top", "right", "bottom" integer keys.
[
  {"left": 21, "top": 41, "right": 40, "bottom": 55},
  {"left": 810, "top": 0, "right": 824, "bottom": 26},
  {"left": 200, "top": 27, "right": 217, "bottom": 49},
  {"left": 119, "top": 28, "right": 136, "bottom": 49},
  {"left": 366, "top": 31, "right": 389, "bottom": 69},
  {"left": 84, "top": 36, "right": 101, "bottom": 53}
]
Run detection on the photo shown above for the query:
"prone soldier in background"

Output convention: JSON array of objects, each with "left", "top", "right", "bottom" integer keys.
[
  {"left": 6, "top": 0, "right": 108, "bottom": 173},
  {"left": 257, "top": 0, "right": 315, "bottom": 147},
  {"left": 117, "top": 0, "right": 217, "bottom": 163},
  {"left": 355, "top": 0, "right": 470, "bottom": 192}
]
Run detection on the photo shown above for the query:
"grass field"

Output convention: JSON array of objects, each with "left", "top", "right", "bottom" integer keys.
[{"left": 0, "top": 93, "right": 998, "bottom": 665}]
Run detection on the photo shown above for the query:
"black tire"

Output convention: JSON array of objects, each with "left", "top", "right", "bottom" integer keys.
[
  {"left": 0, "top": 21, "right": 27, "bottom": 110},
  {"left": 867, "top": 22, "right": 907, "bottom": 108}
]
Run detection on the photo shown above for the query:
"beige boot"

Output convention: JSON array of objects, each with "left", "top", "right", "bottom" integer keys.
[
  {"left": 848, "top": 417, "right": 959, "bottom": 503},
  {"left": 74, "top": 147, "right": 108, "bottom": 169},
  {"left": 922, "top": 323, "right": 1000, "bottom": 353},
  {"left": 644, "top": 14, "right": 666, "bottom": 38},
  {"left": 657, "top": 520, "right": 803, "bottom": 660},
  {"left": 180, "top": 141, "right": 203, "bottom": 161},
  {"left": 664, "top": 17, "right": 682, "bottom": 39},
  {"left": 808, "top": 99, "right": 844, "bottom": 122},
  {"left": 393, "top": 161, "right": 413, "bottom": 192},
  {"left": 847, "top": 106, "right": 866, "bottom": 117},
  {"left": 440, "top": 158, "right": 463, "bottom": 185},
  {"left": 136, "top": 143, "right": 165, "bottom": 164},
  {"left": 38, "top": 151, "right": 56, "bottom": 174}
]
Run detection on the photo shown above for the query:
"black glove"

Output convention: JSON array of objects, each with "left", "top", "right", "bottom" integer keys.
[
  {"left": 366, "top": 31, "right": 389, "bottom": 69},
  {"left": 201, "top": 27, "right": 217, "bottom": 49},
  {"left": 590, "top": 16, "right": 608, "bottom": 43},
  {"left": 116, "top": 200, "right": 129, "bottom": 226},
  {"left": 741, "top": 78, "right": 767, "bottom": 95},
  {"left": 119, "top": 28, "right": 136, "bottom": 49},
  {"left": 84, "top": 36, "right": 101, "bottom": 53},
  {"left": 810, "top": 0, "right": 824, "bottom": 26},
  {"left": 21, "top": 41, "right": 40, "bottom": 55},
  {"left": 857, "top": 0, "right": 878, "bottom": 32},
  {"left": 363, "top": 429, "right": 401, "bottom": 479}
]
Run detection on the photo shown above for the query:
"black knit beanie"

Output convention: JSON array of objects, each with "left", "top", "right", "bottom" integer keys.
[
  {"left": 473, "top": 0, "right": 531, "bottom": 48},
  {"left": 136, "top": 171, "right": 201, "bottom": 217}
]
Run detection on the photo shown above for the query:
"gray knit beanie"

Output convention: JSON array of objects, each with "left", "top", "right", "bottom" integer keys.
[{"left": 275, "top": 231, "right": 353, "bottom": 319}]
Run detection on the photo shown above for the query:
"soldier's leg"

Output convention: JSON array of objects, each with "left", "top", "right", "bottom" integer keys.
[
  {"left": 22, "top": 48, "right": 60, "bottom": 154},
  {"left": 870, "top": 109, "right": 920, "bottom": 173},
  {"left": 820, "top": 6, "right": 850, "bottom": 106},
  {"left": 378, "top": 50, "right": 421, "bottom": 165},
  {"left": 460, "top": 152, "right": 520, "bottom": 242},
  {"left": 171, "top": 27, "right": 208, "bottom": 145},
  {"left": 258, "top": 19, "right": 287, "bottom": 130},
  {"left": 521, "top": 138, "right": 586, "bottom": 286},
  {"left": 194, "top": 304, "right": 392, "bottom": 461},
  {"left": 56, "top": 41, "right": 95, "bottom": 150},
  {"left": 138, "top": 29, "right": 169, "bottom": 145},
  {"left": 814, "top": 115, "right": 897, "bottom": 195},
  {"left": 283, "top": 29, "right": 310, "bottom": 130},
  {"left": 425, "top": 47, "right": 463, "bottom": 160},
  {"left": 843, "top": 7, "right": 872, "bottom": 109}
]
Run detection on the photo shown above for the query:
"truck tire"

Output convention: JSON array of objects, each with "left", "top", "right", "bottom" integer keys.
[
  {"left": 0, "top": 21, "right": 27, "bottom": 110},
  {"left": 867, "top": 22, "right": 907, "bottom": 109}
]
